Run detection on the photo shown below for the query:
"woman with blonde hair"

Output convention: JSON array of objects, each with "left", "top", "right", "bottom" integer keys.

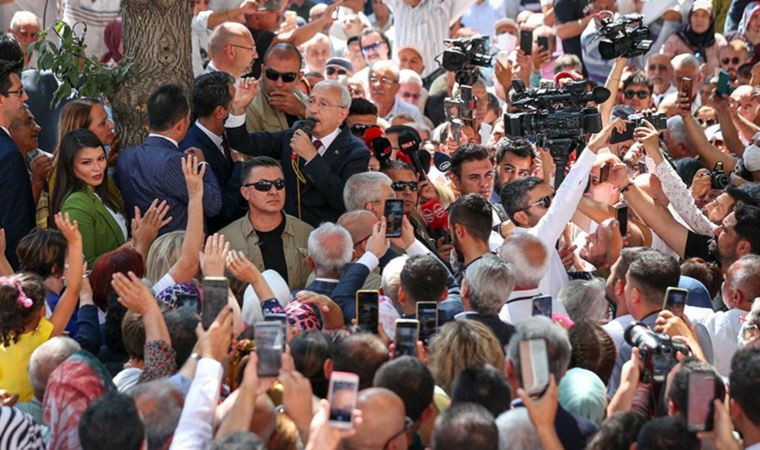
[{"left": 428, "top": 319, "right": 505, "bottom": 394}]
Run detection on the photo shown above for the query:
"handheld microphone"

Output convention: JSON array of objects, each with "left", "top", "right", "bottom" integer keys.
[
  {"left": 433, "top": 152, "right": 452, "bottom": 173},
  {"left": 421, "top": 199, "right": 450, "bottom": 241},
  {"left": 292, "top": 118, "right": 316, "bottom": 136}
]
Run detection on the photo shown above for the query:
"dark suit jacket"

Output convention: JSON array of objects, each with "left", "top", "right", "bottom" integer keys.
[
  {"left": 304, "top": 262, "right": 371, "bottom": 324},
  {"left": 0, "top": 129, "right": 35, "bottom": 269},
  {"left": 225, "top": 123, "right": 370, "bottom": 227},
  {"left": 458, "top": 312, "right": 516, "bottom": 350},
  {"left": 180, "top": 124, "right": 245, "bottom": 233}
]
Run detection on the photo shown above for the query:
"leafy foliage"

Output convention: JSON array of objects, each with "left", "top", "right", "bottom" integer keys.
[{"left": 32, "top": 21, "right": 133, "bottom": 107}]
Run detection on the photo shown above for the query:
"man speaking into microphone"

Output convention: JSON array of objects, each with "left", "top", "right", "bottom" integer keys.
[{"left": 226, "top": 80, "right": 370, "bottom": 227}]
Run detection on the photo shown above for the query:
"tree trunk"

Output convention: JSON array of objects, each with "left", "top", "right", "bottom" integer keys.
[{"left": 112, "top": 0, "right": 194, "bottom": 147}]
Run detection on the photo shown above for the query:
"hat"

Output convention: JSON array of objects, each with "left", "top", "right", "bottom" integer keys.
[
  {"left": 692, "top": 0, "right": 713, "bottom": 14},
  {"left": 257, "top": 0, "right": 280, "bottom": 12},
  {"left": 156, "top": 282, "right": 201, "bottom": 310},
  {"left": 743, "top": 144, "right": 760, "bottom": 171},
  {"left": 558, "top": 368, "right": 608, "bottom": 425},
  {"left": 726, "top": 182, "right": 760, "bottom": 207},
  {"left": 325, "top": 57, "right": 354, "bottom": 73},
  {"left": 285, "top": 300, "right": 323, "bottom": 331},
  {"left": 397, "top": 44, "right": 424, "bottom": 60}
]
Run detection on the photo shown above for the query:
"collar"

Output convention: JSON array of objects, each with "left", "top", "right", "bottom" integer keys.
[
  {"left": 148, "top": 133, "right": 179, "bottom": 148},
  {"left": 314, "top": 277, "right": 340, "bottom": 283},
  {"left": 243, "top": 212, "right": 293, "bottom": 240},
  {"left": 194, "top": 120, "right": 223, "bottom": 148},
  {"left": 507, "top": 288, "right": 542, "bottom": 302},
  {"left": 455, "top": 311, "right": 479, "bottom": 320},
  {"left": 314, "top": 126, "right": 342, "bottom": 156},
  {"left": 0, "top": 126, "right": 10, "bottom": 138}
]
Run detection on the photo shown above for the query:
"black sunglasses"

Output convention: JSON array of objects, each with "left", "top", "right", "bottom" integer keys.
[
  {"left": 326, "top": 67, "right": 348, "bottom": 76},
  {"left": 698, "top": 118, "right": 717, "bottom": 127},
  {"left": 722, "top": 57, "right": 741, "bottom": 65},
  {"left": 350, "top": 123, "right": 371, "bottom": 137},
  {"left": 391, "top": 181, "right": 418, "bottom": 192},
  {"left": 519, "top": 195, "right": 552, "bottom": 212},
  {"left": 243, "top": 178, "right": 286, "bottom": 192},
  {"left": 624, "top": 89, "right": 650, "bottom": 99},
  {"left": 265, "top": 68, "right": 298, "bottom": 83}
]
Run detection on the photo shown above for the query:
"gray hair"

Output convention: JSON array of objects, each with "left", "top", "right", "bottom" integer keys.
[
  {"left": 746, "top": 297, "right": 760, "bottom": 330},
  {"left": 464, "top": 254, "right": 515, "bottom": 316},
  {"left": 495, "top": 408, "right": 541, "bottom": 450},
  {"left": 399, "top": 69, "right": 422, "bottom": 87},
  {"left": 313, "top": 79, "right": 352, "bottom": 108},
  {"left": 343, "top": 171, "right": 393, "bottom": 212},
  {"left": 498, "top": 234, "right": 549, "bottom": 287},
  {"left": 370, "top": 60, "right": 401, "bottom": 82},
  {"left": 732, "top": 254, "right": 760, "bottom": 301},
  {"left": 506, "top": 316, "right": 572, "bottom": 385},
  {"left": 131, "top": 379, "right": 184, "bottom": 450},
  {"left": 382, "top": 255, "right": 409, "bottom": 304},
  {"left": 557, "top": 278, "right": 608, "bottom": 323},
  {"left": 10, "top": 11, "right": 40, "bottom": 30},
  {"left": 307, "top": 223, "right": 353, "bottom": 278},
  {"left": 28, "top": 337, "right": 80, "bottom": 401},
  {"left": 672, "top": 53, "right": 700, "bottom": 72},
  {"left": 666, "top": 116, "right": 688, "bottom": 146}
]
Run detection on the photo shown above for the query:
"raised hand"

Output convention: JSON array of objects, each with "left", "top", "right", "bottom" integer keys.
[
  {"left": 131, "top": 199, "right": 172, "bottom": 245},
  {"left": 226, "top": 250, "right": 262, "bottom": 284},
  {"left": 232, "top": 77, "right": 259, "bottom": 114},
  {"left": 200, "top": 233, "right": 230, "bottom": 277},
  {"left": 195, "top": 306, "right": 233, "bottom": 362},
  {"left": 54, "top": 212, "right": 81, "bottom": 244},
  {"left": 365, "top": 219, "right": 388, "bottom": 259},
  {"left": 588, "top": 117, "right": 627, "bottom": 153},
  {"left": 111, "top": 271, "right": 158, "bottom": 315},
  {"left": 182, "top": 155, "right": 206, "bottom": 199}
]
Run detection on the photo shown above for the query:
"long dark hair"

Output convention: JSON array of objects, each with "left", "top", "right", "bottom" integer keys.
[{"left": 50, "top": 128, "right": 115, "bottom": 226}]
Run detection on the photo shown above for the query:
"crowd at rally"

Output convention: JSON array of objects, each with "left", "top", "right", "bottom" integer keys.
[{"left": 1, "top": 0, "right": 760, "bottom": 448}]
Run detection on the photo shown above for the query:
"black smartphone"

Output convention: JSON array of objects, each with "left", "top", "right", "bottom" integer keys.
[
  {"left": 255, "top": 321, "right": 284, "bottom": 377},
  {"left": 687, "top": 371, "right": 716, "bottom": 432},
  {"left": 536, "top": 35, "right": 549, "bottom": 52},
  {"left": 531, "top": 296, "right": 553, "bottom": 317},
  {"left": 616, "top": 203, "right": 629, "bottom": 237},
  {"left": 394, "top": 319, "right": 419, "bottom": 358},
  {"left": 716, "top": 70, "right": 731, "bottom": 97},
  {"left": 355, "top": 290, "right": 379, "bottom": 334},
  {"left": 663, "top": 287, "right": 688, "bottom": 317},
  {"left": 201, "top": 277, "right": 228, "bottom": 330},
  {"left": 520, "top": 29, "right": 533, "bottom": 55},
  {"left": 519, "top": 339, "right": 550, "bottom": 397},
  {"left": 610, "top": 123, "right": 636, "bottom": 144},
  {"left": 416, "top": 301, "right": 439, "bottom": 346},
  {"left": 385, "top": 199, "right": 404, "bottom": 237}
]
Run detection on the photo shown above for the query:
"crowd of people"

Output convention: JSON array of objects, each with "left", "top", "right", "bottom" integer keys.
[{"left": 1, "top": 0, "right": 760, "bottom": 449}]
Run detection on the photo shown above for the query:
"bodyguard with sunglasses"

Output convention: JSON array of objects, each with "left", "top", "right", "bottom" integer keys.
[{"left": 246, "top": 43, "right": 310, "bottom": 133}]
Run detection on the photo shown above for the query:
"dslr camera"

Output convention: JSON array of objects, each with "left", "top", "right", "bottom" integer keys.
[
  {"left": 710, "top": 162, "right": 730, "bottom": 189},
  {"left": 625, "top": 322, "right": 690, "bottom": 384},
  {"left": 597, "top": 14, "right": 653, "bottom": 60}
]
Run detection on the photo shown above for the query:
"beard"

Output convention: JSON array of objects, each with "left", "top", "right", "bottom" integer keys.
[{"left": 708, "top": 238, "right": 733, "bottom": 268}]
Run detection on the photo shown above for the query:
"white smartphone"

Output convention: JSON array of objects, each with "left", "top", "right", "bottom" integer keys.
[
  {"left": 519, "top": 339, "right": 549, "bottom": 397},
  {"left": 328, "top": 371, "right": 360, "bottom": 429}
]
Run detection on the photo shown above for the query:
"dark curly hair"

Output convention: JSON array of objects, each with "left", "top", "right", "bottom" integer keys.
[
  {"left": 568, "top": 320, "right": 617, "bottom": 384},
  {"left": 0, "top": 273, "right": 47, "bottom": 346}
]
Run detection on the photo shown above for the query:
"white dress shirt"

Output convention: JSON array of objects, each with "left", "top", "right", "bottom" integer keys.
[
  {"left": 169, "top": 358, "right": 223, "bottom": 450},
  {"left": 498, "top": 288, "right": 568, "bottom": 325},
  {"left": 313, "top": 126, "right": 342, "bottom": 157},
  {"left": 195, "top": 120, "right": 225, "bottom": 155},
  {"left": 691, "top": 308, "right": 747, "bottom": 376}
]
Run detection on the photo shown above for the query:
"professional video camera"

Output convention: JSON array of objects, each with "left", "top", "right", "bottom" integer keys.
[
  {"left": 597, "top": 14, "right": 652, "bottom": 60},
  {"left": 624, "top": 322, "right": 691, "bottom": 384}
]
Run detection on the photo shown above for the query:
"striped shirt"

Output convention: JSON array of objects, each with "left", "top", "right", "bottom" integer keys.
[
  {"left": 0, "top": 407, "right": 45, "bottom": 450},
  {"left": 62, "top": 0, "right": 121, "bottom": 60},
  {"left": 384, "top": 0, "right": 476, "bottom": 77}
]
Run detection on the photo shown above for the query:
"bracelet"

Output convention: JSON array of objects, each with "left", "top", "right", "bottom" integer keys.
[{"left": 620, "top": 182, "right": 633, "bottom": 194}]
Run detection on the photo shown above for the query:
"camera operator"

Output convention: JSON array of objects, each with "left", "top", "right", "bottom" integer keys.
[{"left": 554, "top": 0, "right": 606, "bottom": 64}]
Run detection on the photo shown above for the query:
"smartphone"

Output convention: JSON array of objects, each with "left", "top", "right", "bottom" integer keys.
[
  {"left": 716, "top": 70, "right": 731, "bottom": 97},
  {"left": 394, "top": 319, "right": 419, "bottom": 358},
  {"left": 416, "top": 301, "right": 439, "bottom": 346},
  {"left": 355, "top": 290, "right": 379, "bottom": 334},
  {"left": 328, "top": 371, "right": 359, "bottom": 428},
  {"left": 254, "top": 321, "right": 284, "bottom": 377},
  {"left": 519, "top": 339, "right": 550, "bottom": 397},
  {"left": 201, "top": 277, "right": 229, "bottom": 329},
  {"left": 385, "top": 199, "right": 404, "bottom": 238},
  {"left": 598, "top": 162, "right": 611, "bottom": 183},
  {"left": 663, "top": 287, "right": 688, "bottom": 317},
  {"left": 536, "top": 35, "right": 549, "bottom": 52},
  {"left": 520, "top": 29, "right": 533, "bottom": 55},
  {"left": 616, "top": 203, "right": 629, "bottom": 237},
  {"left": 687, "top": 371, "right": 716, "bottom": 432},
  {"left": 531, "top": 296, "right": 553, "bottom": 317},
  {"left": 610, "top": 123, "right": 636, "bottom": 144},
  {"left": 264, "top": 312, "right": 288, "bottom": 336},
  {"left": 681, "top": 77, "right": 693, "bottom": 109}
]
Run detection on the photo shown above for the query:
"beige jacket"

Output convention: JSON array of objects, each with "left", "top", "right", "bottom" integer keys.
[{"left": 245, "top": 88, "right": 309, "bottom": 132}]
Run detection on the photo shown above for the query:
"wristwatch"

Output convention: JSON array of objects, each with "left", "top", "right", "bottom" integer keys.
[{"left": 189, "top": 352, "right": 201, "bottom": 362}]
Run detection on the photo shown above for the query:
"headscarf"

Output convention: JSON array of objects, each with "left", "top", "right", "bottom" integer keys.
[
  {"left": 677, "top": 1, "right": 717, "bottom": 58},
  {"left": 0, "top": 407, "right": 45, "bottom": 450},
  {"left": 285, "top": 300, "right": 323, "bottom": 332},
  {"left": 100, "top": 18, "right": 122, "bottom": 64},
  {"left": 156, "top": 282, "right": 201, "bottom": 311},
  {"left": 558, "top": 367, "right": 608, "bottom": 425},
  {"left": 738, "top": 1, "right": 760, "bottom": 36},
  {"left": 43, "top": 350, "right": 115, "bottom": 450}
]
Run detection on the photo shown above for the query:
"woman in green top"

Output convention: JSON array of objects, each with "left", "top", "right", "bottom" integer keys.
[{"left": 50, "top": 129, "right": 126, "bottom": 265}]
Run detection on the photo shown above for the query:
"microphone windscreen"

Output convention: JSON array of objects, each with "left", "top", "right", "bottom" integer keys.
[
  {"left": 421, "top": 199, "right": 449, "bottom": 230},
  {"left": 433, "top": 152, "right": 452, "bottom": 173},
  {"left": 293, "top": 118, "right": 316, "bottom": 135}
]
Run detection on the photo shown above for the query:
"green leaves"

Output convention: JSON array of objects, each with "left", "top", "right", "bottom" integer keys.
[{"left": 33, "top": 21, "right": 134, "bottom": 107}]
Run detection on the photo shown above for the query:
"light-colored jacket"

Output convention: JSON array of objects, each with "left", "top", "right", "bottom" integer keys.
[{"left": 245, "top": 89, "right": 309, "bottom": 133}]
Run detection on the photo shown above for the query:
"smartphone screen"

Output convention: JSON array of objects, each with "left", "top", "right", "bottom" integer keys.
[
  {"left": 264, "top": 312, "right": 288, "bottom": 336},
  {"left": 255, "top": 321, "right": 284, "bottom": 377},
  {"left": 519, "top": 339, "right": 549, "bottom": 397},
  {"left": 201, "top": 277, "right": 229, "bottom": 329},
  {"left": 356, "top": 290, "right": 379, "bottom": 334},
  {"left": 664, "top": 287, "right": 688, "bottom": 317},
  {"left": 328, "top": 372, "right": 359, "bottom": 428},
  {"left": 716, "top": 70, "right": 730, "bottom": 97},
  {"left": 416, "top": 302, "right": 438, "bottom": 346},
  {"left": 394, "top": 319, "right": 419, "bottom": 358},
  {"left": 681, "top": 77, "right": 693, "bottom": 109},
  {"left": 616, "top": 204, "right": 629, "bottom": 237},
  {"left": 536, "top": 35, "right": 549, "bottom": 51},
  {"left": 687, "top": 371, "right": 716, "bottom": 432},
  {"left": 531, "top": 296, "right": 552, "bottom": 317},
  {"left": 520, "top": 29, "right": 532, "bottom": 55},
  {"left": 385, "top": 199, "right": 404, "bottom": 237}
]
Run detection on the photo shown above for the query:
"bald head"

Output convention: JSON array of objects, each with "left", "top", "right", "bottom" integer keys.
[
  {"left": 342, "top": 387, "right": 408, "bottom": 450},
  {"left": 499, "top": 233, "right": 549, "bottom": 289},
  {"left": 338, "top": 210, "right": 377, "bottom": 246},
  {"left": 208, "top": 22, "right": 257, "bottom": 77}
]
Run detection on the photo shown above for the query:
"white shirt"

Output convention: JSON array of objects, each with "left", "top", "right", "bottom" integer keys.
[
  {"left": 460, "top": 0, "right": 506, "bottom": 37},
  {"left": 192, "top": 10, "right": 213, "bottom": 76},
  {"left": 383, "top": 98, "right": 425, "bottom": 123},
  {"left": 514, "top": 147, "right": 597, "bottom": 299},
  {"left": 498, "top": 288, "right": 569, "bottom": 325},
  {"left": 147, "top": 133, "right": 179, "bottom": 148},
  {"left": 170, "top": 358, "right": 223, "bottom": 450},
  {"left": 194, "top": 120, "right": 224, "bottom": 155},
  {"left": 314, "top": 126, "right": 342, "bottom": 157},
  {"left": 691, "top": 308, "right": 747, "bottom": 376},
  {"left": 602, "top": 314, "right": 635, "bottom": 351}
]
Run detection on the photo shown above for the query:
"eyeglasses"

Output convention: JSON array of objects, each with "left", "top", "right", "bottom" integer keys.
[
  {"left": 350, "top": 123, "right": 371, "bottom": 137},
  {"left": 722, "top": 56, "right": 742, "bottom": 65},
  {"left": 647, "top": 64, "right": 669, "bottom": 72},
  {"left": 391, "top": 181, "right": 418, "bottom": 192},
  {"left": 243, "top": 178, "right": 286, "bottom": 192},
  {"left": 229, "top": 43, "right": 256, "bottom": 53},
  {"left": 307, "top": 97, "right": 345, "bottom": 109},
  {"left": 624, "top": 89, "right": 650, "bottom": 99},
  {"left": 3, "top": 86, "right": 24, "bottom": 97},
  {"left": 361, "top": 41, "right": 384, "bottom": 53},
  {"left": 401, "top": 92, "right": 421, "bottom": 101},
  {"left": 265, "top": 68, "right": 298, "bottom": 83},
  {"left": 326, "top": 67, "right": 348, "bottom": 76},
  {"left": 370, "top": 75, "right": 395, "bottom": 85},
  {"left": 519, "top": 194, "right": 553, "bottom": 212},
  {"left": 698, "top": 118, "right": 718, "bottom": 127},
  {"left": 383, "top": 416, "right": 414, "bottom": 450}
]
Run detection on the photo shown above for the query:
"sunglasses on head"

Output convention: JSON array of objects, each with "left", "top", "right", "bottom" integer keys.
[
  {"left": 326, "top": 67, "right": 348, "bottom": 76},
  {"left": 265, "top": 68, "right": 298, "bottom": 83},
  {"left": 624, "top": 89, "right": 650, "bottom": 99},
  {"left": 391, "top": 181, "right": 418, "bottom": 192},
  {"left": 243, "top": 178, "right": 286, "bottom": 192},
  {"left": 722, "top": 56, "right": 741, "bottom": 65}
]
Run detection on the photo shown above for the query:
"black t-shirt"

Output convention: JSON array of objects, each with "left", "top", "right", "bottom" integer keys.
[
  {"left": 248, "top": 29, "right": 276, "bottom": 79},
  {"left": 684, "top": 231, "right": 717, "bottom": 263},
  {"left": 256, "top": 218, "right": 289, "bottom": 284},
  {"left": 553, "top": 0, "right": 588, "bottom": 60}
]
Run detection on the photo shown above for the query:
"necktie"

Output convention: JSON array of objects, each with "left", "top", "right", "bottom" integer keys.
[
  {"left": 313, "top": 139, "right": 323, "bottom": 155},
  {"left": 221, "top": 135, "right": 231, "bottom": 160}
]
